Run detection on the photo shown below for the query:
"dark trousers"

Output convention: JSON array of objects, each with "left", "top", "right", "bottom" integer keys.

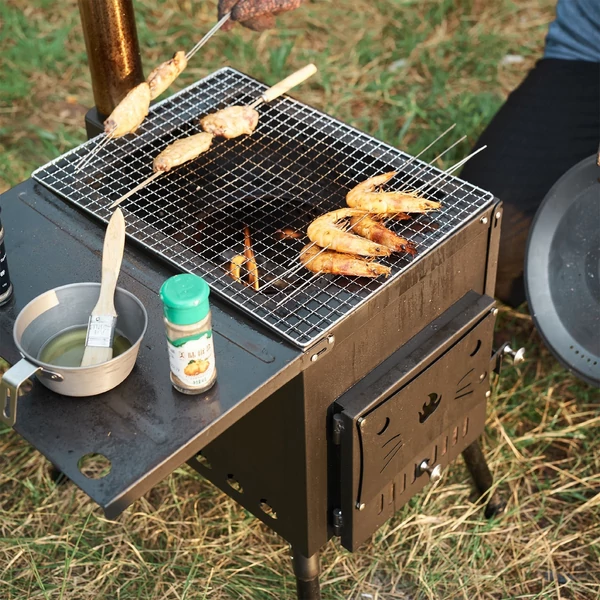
[{"left": 460, "top": 59, "right": 600, "bottom": 307}]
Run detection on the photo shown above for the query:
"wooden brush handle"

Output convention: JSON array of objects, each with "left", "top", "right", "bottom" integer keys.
[
  {"left": 260, "top": 64, "right": 317, "bottom": 103},
  {"left": 94, "top": 208, "right": 126, "bottom": 317}
]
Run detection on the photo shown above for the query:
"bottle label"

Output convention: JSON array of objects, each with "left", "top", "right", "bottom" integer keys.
[{"left": 167, "top": 330, "right": 215, "bottom": 389}]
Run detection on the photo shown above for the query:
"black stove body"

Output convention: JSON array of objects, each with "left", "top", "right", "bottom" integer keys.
[{"left": 0, "top": 2, "right": 517, "bottom": 598}]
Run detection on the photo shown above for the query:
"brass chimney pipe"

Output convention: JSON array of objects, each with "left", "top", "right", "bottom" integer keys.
[{"left": 77, "top": 0, "right": 145, "bottom": 119}]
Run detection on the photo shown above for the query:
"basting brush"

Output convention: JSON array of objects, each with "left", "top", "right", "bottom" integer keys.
[{"left": 80, "top": 208, "right": 126, "bottom": 367}]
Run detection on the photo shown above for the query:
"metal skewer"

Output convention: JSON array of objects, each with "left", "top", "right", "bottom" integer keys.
[
  {"left": 186, "top": 12, "right": 231, "bottom": 60},
  {"left": 110, "top": 64, "right": 318, "bottom": 209},
  {"left": 74, "top": 124, "right": 117, "bottom": 173}
]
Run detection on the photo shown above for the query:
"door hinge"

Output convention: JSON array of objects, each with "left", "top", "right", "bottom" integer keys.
[{"left": 332, "top": 508, "right": 344, "bottom": 536}]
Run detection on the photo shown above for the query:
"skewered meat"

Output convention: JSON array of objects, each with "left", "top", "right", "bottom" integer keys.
[
  {"left": 230, "top": 255, "right": 246, "bottom": 283},
  {"left": 104, "top": 82, "right": 151, "bottom": 137},
  {"left": 147, "top": 51, "right": 188, "bottom": 100},
  {"left": 306, "top": 208, "right": 391, "bottom": 257},
  {"left": 153, "top": 132, "right": 214, "bottom": 172},
  {"left": 244, "top": 226, "right": 260, "bottom": 291},
  {"left": 346, "top": 172, "right": 441, "bottom": 214},
  {"left": 200, "top": 106, "right": 259, "bottom": 139},
  {"left": 349, "top": 215, "right": 417, "bottom": 255},
  {"left": 299, "top": 244, "right": 390, "bottom": 278}
]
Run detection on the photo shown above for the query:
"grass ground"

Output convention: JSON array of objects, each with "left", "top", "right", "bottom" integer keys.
[{"left": 0, "top": 0, "right": 598, "bottom": 598}]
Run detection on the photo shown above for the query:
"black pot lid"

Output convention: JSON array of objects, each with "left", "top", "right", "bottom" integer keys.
[{"left": 525, "top": 154, "right": 600, "bottom": 388}]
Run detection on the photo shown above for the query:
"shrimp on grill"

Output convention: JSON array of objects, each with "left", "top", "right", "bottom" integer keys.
[
  {"left": 307, "top": 208, "right": 391, "bottom": 257},
  {"left": 346, "top": 172, "right": 441, "bottom": 214},
  {"left": 200, "top": 106, "right": 259, "bottom": 139},
  {"left": 349, "top": 215, "right": 417, "bottom": 256},
  {"left": 153, "top": 132, "right": 214, "bottom": 172},
  {"left": 103, "top": 82, "right": 151, "bottom": 137},
  {"left": 300, "top": 244, "right": 391, "bottom": 278},
  {"left": 147, "top": 51, "right": 188, "bottom": 100}
]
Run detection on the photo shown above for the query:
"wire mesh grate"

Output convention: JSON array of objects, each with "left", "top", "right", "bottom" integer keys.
[{"left": 32, "top": 67, "right": 494, "bottom": 349}]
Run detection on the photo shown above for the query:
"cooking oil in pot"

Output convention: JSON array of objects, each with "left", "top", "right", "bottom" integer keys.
[{"left": 38, "top": 327, "right": 132, "bottom": 367}]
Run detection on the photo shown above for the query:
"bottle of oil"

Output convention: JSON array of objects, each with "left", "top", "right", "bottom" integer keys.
[
  {"left": 159, "top": 273, "right": 217, "bottom": 395},
  {"left": 0, "top": 207, "right": 13, "bottom": 307}
]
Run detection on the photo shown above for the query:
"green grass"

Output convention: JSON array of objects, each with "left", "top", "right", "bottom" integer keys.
[{"left": 1, "top": 0, "right": 599, "bottom": 598}]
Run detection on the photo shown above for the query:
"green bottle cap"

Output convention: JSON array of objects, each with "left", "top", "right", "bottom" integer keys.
[{"left": 159, "top": 274, "right": 210, "bottom": 325}]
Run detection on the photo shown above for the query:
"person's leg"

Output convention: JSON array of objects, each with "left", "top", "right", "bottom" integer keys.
[{"left": 460, "top": 58, "right": 599, "bottom": 307}]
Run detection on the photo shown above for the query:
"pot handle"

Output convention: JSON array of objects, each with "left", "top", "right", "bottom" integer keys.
[{"left": 0, "top": 359, "right": 42, "bottom": 427}]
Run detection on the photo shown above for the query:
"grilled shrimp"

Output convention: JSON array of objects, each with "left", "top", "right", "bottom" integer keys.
[
  {"left": 349, "top": 215, "right": 417, "bottom": 255},
  {"left": 104, "top": 82, "right": 151, "bottom": 137},
  {"left": 200, "top": 106, "right": 259, "bottom": 139},
  {"left": 307, "top": 208, "right": 391, "bottom": 257},
  {"left": 346, "top": 172, "right": 441, "bottom": 214},
  {"left": 153, "top": 132, "right": 214, "bottom": 172},
  {"left": 147, "top": 51, "right": 188, "bottom": 100},
  {"left": 300, "top": 244, "right": 391, "bottom": 278}
]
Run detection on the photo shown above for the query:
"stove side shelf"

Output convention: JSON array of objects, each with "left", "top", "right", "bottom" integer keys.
[{"left": 0, "top": 180, "right": 304, "bottom": 519}]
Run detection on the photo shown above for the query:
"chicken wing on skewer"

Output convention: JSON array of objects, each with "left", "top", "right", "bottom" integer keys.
[
  {"left": 147, "top": 51, "right": 188, "bottom": 100},
  {"left": 200, "top": 106, "right": 259, "bottom": 139},
  {"left": 153, "top": 132, "right": 214, "bottom": 172},
  {"left": 104, "top": 82, "right": 151, "bottom": 137}
]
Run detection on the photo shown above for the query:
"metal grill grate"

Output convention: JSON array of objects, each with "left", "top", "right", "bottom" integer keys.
[{"left": 32, "top": 67, "right": 494, "bottom": 349}]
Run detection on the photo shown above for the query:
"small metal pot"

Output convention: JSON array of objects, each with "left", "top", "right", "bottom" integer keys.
[{"left": 1, "top": 282, "right": 148, "bottom": 426}]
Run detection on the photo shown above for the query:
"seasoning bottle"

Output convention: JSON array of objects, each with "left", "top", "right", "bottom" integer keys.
[
  {"left": 0, "top": 207, "right": 13, "bottom": 307},
  {"left": 159, "top": 273, "right": 217, "bottom": 395}
]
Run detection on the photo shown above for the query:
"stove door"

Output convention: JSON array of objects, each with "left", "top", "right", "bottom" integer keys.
[{"left": 334, "top": 291, "right": 496, "bottom": 551}]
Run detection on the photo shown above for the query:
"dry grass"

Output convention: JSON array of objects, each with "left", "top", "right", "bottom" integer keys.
[{"left": 1, "top": 0, "right": 599, "bottom": 598}]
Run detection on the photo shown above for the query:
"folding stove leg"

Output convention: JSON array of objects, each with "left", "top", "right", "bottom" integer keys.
[
  {"left": 462, "top": 439, "right": 506, "bottom": 519},
  {"left": 291, "top": 546, "right": 321, "bottom": 600}
]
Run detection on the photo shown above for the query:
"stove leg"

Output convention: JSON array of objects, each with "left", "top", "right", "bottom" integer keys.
[
  {"left": 462, "top": 439, "right": 505, "bottom": 519},
  {"left": 291, "top": 546, "right": 321, "bottom": 600}
]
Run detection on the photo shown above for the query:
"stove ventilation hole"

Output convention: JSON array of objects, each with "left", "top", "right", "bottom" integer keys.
[
  {"left": 377, "top": 417, "right": 390, "bottom": 435},
  {"left": 441, "top": 436, "right": 448, "bottom": 456},
  {"left": 78, "top": 453, "right": 111, "bottom": 479},
  {"left": 452, "top": 426, "right": 459, "bottom": 446},
  {"left": 419, "top": 393, "right": 441, "bottom": 423},
  {"left": 462, "top": 417, "right": 469, "bottom": 437},
  {"left": 469, "top": 339, "right": 482, "bottom": 357},
  {"left": 195, "top": 452, "right": 212, "bottom": 469},
  {"left": 227, "top": 475, "right": 243, "bottom": 494},
  {"left": 378, "top": 494, "right": 384, "bottom": 515},
  {"left": 259, "top": 500, "right": 277, "bottom": 520},
  {"left": 398, "top": 474, "right": 406, "bottom": 494}
]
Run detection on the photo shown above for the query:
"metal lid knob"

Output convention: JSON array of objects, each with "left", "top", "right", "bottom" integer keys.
[
  {"left": 418, "top": 460, "right": 443, "bottom": 484},
  {"left": 503, "top": 344, "right": 526, "bottom": 365}
]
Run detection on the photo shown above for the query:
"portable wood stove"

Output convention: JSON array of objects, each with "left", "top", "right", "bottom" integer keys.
[{"left": 0, "top": 2, "right": 525, "bottom": 597}]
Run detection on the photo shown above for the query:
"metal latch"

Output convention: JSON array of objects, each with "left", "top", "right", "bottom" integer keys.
[
  {"left": 416, "top": 459, "right": 443, "bottom": 484},
  {"left": 490, "top": 342, "right": 526, "bottom": 374},
  {"left": 303, "top": 334, "right": 335, "bottom": 367}
]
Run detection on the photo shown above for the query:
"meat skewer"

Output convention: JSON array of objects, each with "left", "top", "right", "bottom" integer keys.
[
  {"left": 288, "top": 145, "right": 488, "bottom": 295},
  {"left": 199, "top": 63, "right": 317, "bottom": 139},
  {"left": 74, "top": 12, "right": 231, "bottom": 173},
  {"left": 110, "top": 64, "right": 317, "bottom": 208},
  {"left": 256, "top": 127, "right": 461, "bottom": 295}
]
